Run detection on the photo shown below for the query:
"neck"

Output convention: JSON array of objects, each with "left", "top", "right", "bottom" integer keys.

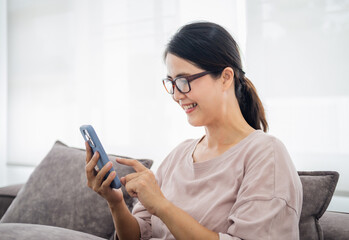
[
  {"left": 202, "top": 100, "right": 255, "bottom": 149},
  {"left": 203, "top": 123, "right": 254, "bottom": 149}
]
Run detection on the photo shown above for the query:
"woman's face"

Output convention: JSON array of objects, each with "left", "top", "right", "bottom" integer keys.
[{"left": 165, "top": 53, "right": 226, "bottom": 127}]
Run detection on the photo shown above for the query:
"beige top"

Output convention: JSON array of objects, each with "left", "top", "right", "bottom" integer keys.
[{"left": 133, "top": 130, "right": 303, "bottom": 239}]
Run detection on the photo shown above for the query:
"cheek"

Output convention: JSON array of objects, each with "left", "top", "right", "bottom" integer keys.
[
  {"left": 186, "top": 79, "right": 223, "bottom": 109},
  {"left": 191, "top": 93, "right": 217, "bottom": 114},
  {"left": 196, "top": 84, "right": 221, "bottom": 104},
  {"left": 201, "top": 91, "right": 224, "bottom": 115},
  {"left": 172, "top": 95, "right": 178, "bottom": 103}
]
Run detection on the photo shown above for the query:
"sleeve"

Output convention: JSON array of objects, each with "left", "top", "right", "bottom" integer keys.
[
  {"left": 221, "top": 198, "right": 300, "bottom": 239},
  {"left": 132, "top": 201, "right": 153, "bottom": 240},
  {"left": 131, "top": 144, "right": 176, "bottom": 240},
  {"left": 218, "top": 233, "right": 242, "bottom": 240},
  {"left": 219, "top": 137, "right": 302, "bottom": 240}
]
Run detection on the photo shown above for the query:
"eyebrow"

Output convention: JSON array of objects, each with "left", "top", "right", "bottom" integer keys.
[{"left": 167, "top": 72, "right": 191, "bottom": 79}]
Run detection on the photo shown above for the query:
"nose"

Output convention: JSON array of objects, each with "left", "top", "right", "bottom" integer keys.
[{"left": 172, "top": 86, "right": 186, "bottom": 102}]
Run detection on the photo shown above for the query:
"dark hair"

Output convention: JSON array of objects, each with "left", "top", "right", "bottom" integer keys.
[{"left": 164, "top": 22, "right": 268, "bottom": 132}]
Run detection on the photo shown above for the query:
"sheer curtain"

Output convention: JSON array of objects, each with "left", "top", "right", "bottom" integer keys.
[
  {"left": 5, "top": 0, "right": 244, "bottom": 172},
  {"left": 245, "top": 0, "right": 349, "bottom": 211}
]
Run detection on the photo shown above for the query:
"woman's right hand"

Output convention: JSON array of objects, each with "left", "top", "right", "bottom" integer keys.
[{"left": 85, "top": 141, "right": 124, "bottom": 205}]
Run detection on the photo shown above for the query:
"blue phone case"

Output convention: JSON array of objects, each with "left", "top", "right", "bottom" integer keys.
[{"left": 80, "top": 125, "right": 122, "bottom": 189}]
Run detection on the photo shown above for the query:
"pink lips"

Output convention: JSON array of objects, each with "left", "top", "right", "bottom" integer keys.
[
  {"left": 181, "top": 103, "right": 198, "bottom": 114},
  {"left": 185, "top": 105, "right": 196, "bottom": 114}
]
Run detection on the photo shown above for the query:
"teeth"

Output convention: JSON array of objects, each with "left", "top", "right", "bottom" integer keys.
[{"left": 183, "top": 103, "right": 197, "bottom": 110}]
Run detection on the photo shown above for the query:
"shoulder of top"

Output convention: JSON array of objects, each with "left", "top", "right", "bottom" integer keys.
[
  {"left": 165, "top": 138, "right": 197, "bottom": 155},
  {"left": 244, "top": 132, "right": 290, "bottom": 165},
  {"left": 159, "top": 138, "right": 196, "bottom": 167},
  {"left": 176, "top": 138, "right": 197, "bottom": 149},
  {"left": 251, "top": 131, "right": 286, "bottom": 149}
]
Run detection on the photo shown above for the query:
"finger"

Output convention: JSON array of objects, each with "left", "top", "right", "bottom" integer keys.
[
  {"left": 85, "top": 151, "right": 100, "bottom": 180},
  {"left": 94, "top": 161, "right": 113, "bottom": 187},
  {"left": 116, "top": 158, "right": 147, "bottom": 173},
  {"left": 119, "top": 172, "right": 139, "bottom": 186},
  {"left": 124, "top": 168, "right": 150, "bottom": 184},
  {"left": 123, "top": 171, "right": 146, "bottom": 184},
  {"left": 101, "top": 170, "right": 116, "bottom": 188},
  {"left": 85, "top": 141, "right": 93, "bottom": 164},
  {"left": 124, "top": 179, "right": 138, "bottom": 198},
  {"left": 120, "top": 176, "right": 126, "bottom": 186}
]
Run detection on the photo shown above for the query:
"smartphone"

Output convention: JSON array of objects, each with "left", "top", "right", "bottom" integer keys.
[{"left": 80, "top": 125, "right": 122, "bottom": 189}]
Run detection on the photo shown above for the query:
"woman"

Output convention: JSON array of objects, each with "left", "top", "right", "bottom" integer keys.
[{"left": 85, "top": 22, "right": 303, "bottom": 240}]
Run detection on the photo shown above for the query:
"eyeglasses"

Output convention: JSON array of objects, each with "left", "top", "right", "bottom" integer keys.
[{"left": 162, "top": 71, "right": 212, "bottom": 94}]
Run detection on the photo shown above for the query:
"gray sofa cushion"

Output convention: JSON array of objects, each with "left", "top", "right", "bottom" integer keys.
[
  {"left": 0, "top": 141, "right": 153, "bottom": 239},
  {"left": 0, "top": 184, "right": 23, "bottom": 219},
  {"left": 298, "top": 171, "right": 339, "bottom": 240},
  {"left": 320, "top": 211, "right": 349, "bottom": 240},
  {"left": 0, "top": 223, "right": 105, "bottom": 240}
]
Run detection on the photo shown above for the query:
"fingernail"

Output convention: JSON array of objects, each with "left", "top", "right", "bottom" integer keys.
[{"left": 120, "top": 177, "right": 126, "bottom": 186}]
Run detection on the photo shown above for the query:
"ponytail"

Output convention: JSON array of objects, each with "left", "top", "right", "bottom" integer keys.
[{"left": 234, "top": 71, "right": 268, "bottom": 132}]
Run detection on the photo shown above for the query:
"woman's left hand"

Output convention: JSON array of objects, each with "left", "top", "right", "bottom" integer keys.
[{"left": 116, "top": 158, "right": 167, "bottom": 216}]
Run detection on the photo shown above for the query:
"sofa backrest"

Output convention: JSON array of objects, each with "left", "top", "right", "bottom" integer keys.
[{"left": 298, "top": 171, "right": 339, "bottom": 240}]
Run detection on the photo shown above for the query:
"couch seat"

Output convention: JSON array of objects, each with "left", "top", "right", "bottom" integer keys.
[{"left": 0, "top": 223, "right": 106, "bottom": 240}]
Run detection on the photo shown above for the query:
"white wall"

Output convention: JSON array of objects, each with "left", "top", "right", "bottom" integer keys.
[{"left": 0, "top": 0, "right": 8, "bottom": 185}]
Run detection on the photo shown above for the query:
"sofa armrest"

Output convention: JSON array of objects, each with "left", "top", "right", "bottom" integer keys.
[
  {"left": 320, "top": 211, "right": 349, "bottom": 240},
  {"left": 0, "top": 183, "right": 24, "bottom": 219}
]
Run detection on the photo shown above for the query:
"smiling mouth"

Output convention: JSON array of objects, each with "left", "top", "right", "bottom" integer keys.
[{"left": 182, "top": 103, "right": 197, "bottom": 111}]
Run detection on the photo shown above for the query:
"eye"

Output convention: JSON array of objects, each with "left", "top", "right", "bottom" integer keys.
[
  {"left": 176, "top": 78, "right": 190, "bottom": 92},
  {"left": 176, "top": 77, "right": 187, "bottom": 86}
]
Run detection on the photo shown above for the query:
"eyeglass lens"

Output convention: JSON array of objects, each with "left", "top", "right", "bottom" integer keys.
[{"left": 163, "top": 78, "right": 190, "bottom": 94}]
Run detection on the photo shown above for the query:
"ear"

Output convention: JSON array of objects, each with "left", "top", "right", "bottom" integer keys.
[{"left": 221, "top": 67, "right": 234, "bottom": 91}]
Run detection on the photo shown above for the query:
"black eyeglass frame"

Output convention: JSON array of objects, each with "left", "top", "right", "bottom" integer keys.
[{"left": 162, "top": 71, "right": 213, "bottom": 94}]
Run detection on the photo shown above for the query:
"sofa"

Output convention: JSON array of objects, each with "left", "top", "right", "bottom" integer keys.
[{"left": 0, "top": 141, "right": 348, "bottom": 239}]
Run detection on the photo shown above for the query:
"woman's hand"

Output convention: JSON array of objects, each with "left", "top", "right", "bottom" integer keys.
[
  {"left": 116, "top": 158, "right": 167, "bottom": 216},
  {"left": 117, "top": 158, "right": 219, "bottom": 240},
  {"left": 85, "top": 141, "right": 124, "bottom": 205}
]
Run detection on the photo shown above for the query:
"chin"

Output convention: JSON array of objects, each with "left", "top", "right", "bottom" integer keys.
[{"left": 187, "top": 116, "right": 204, "bottom": 127}]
